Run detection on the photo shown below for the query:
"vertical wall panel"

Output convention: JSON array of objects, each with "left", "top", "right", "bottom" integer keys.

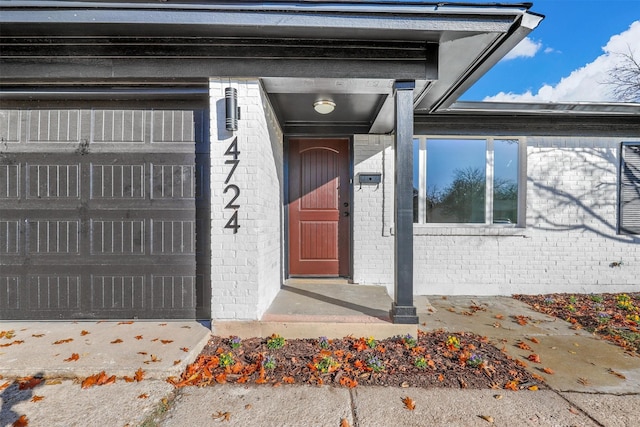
[
  {"left": 28, "top": 110, "right": 80, "bottom": 142},
  {"left": 28, "top": 276, "right": 81, "bottom": 310},
  {"left": 93, "top": 110, "right": 145, "bottom": 143},
  {"left": 0, "top": 110, "right": 22, "bottom": 143},
  {"left": 27, "top": 164, "right": 80, "bottom": 198},
  {"left": 27, "top": 220, "right": 80, "bottom": 254},
  {"left": 0, "top": 220, "right": 20, "bottom": 254},
  {"left": 0, "top": 164, "right": 20, "bottom": 199},
  {"left": 0, "top": 277, "right": 20, "bottom": 310}
]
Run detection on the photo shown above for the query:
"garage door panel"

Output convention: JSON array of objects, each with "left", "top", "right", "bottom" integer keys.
[{"left": 0, "top": 107, "right": 206, "bottom": 320}]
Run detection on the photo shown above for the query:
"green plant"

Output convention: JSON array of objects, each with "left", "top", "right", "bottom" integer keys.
[
  {"left": 446, "top": 335, "right": 460, "bottom": 350},
  {"left": 400, "top": 334, "right": 417, "bottom": 349},
  {"left": 627, "top": 313, "right": 640, "bottom": 325},
  {"left": 219, "top": 352, "right": 234, "bottom": 368},
  {"left": 262, "top": 355, "right": 276, "bottom": 370},
  {"left": 616, "top": 294, "right": 636, "bottom": 311},
  {"left": 414, "top": 357, "right": 428, "bottom": 369},
  {"left": 597, "top": 312, "right": 611, "bottom": 324},
  {"left": 565, "top": 304, "right": 577, "bottom": 313},
  {"left": 366, "top": 355, "right": 385, "bottom": 372},
  {"left": 318, "top": 336, "right": 330, "bottom": 349},
  {"left": 229, "top": 336, "right": 242, "bottom": 349},
  {"left": 569, "top": 295, "right": 577, "bottom": 304},
  {"left": 466, "top": 354, "right": 484, "bottom": 368},
  {"left": 267, "top": 334, "right": 286, "bottom": 350},
  {"left": 365, "top": 336, "right": 377, "bottom": 349},
  {"left": 315, "top": 356, "right": 339, "bottom": 373},
  {"left": 589, "top": 294, "right": 604, "bottom": 303}
]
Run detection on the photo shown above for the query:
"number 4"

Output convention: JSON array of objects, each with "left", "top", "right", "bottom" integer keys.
[{"left": 224, "top": 210, "right": 240, "bottom": 234}]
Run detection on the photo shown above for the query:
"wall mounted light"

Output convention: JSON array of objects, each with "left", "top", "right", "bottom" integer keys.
[
  {"left": 313, "top": 100, "right": 336, "bottom": 114},
  {"left": 225, "top": 87, "right": 238, "bottom": 131}
]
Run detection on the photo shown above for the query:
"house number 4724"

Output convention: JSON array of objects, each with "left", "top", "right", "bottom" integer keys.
[{"left": 223, "top": 137, "right": 240, "bottom": 233}]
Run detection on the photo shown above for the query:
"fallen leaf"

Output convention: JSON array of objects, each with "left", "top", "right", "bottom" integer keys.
[
  {"left": 529, "top": 337, "right": 540, "bottom": 344},
  {"left": 138, "top": 393, "right": 149, "bottom": 399},
  {"left": 118, "top": 321, "right": 134, "bottom": 325},
  {"left": 517, "top": 342, "right": 532, "bottom": 351},
  {"left": 402, "top": 396, "right": 416, "bottom": 410},
  {"left": 30, "top": 395, "right": 44, "bottom": 402},
  {"left": 528, "top": 385, "right": 539, "bottom": 391},
  {"left": 81, "top": 375, "right": 97, "bottom": 389},
  {"left": 134, "top": 335, "right": 143, "bottom": 340},
  {"left": 64, "top": 353, "right": 80, "bottom": 362},
  {"left": 137, "top": 351, "right": 147, "bottom": 356},
  {"left": 542, "top": 367, "right": 554, "bottom": 375},
  {"left": 479, "top": 415, "right": 494, "bottom": 423},
  {"left": 12, "top": 415, "right": 28, "bottom": 427},
  {"left": 607, "top": 369, "right": 626, "bottom": 379},
  {"left": 110, "top": 339, "right": 123, "bottom": 344},
  {"left": 577, "top": 377, "right": 590, "bottom": 386},
  {"left": 244, "top": 404, "right": 252, "bottom": 410},
  {"left": 160, "top": 339, "right": 173, "bottom": 345},
  {"left": 212, "top": 411, "right": 231, "bottom": 422},
  {"left": 134, "top": 368, "right": 145, "bottom": 382},
  {"left": 19, "top": 377, "right": 42, "bottom": 390},
  {"left": 173, "top": 360, "right": 181, "bottom": 366},
  {"left": 80, "top": 330, "right": 90, "bottom": 336},
  {"left": 504, "top": 380, "right": 518, "bottom": 391},
  {"left": 180, "top": 347, "right": 189, "bottom": 352},
  {"left": 340, "top": 419, "right": 351, "bottom": 427},
  {"left": 282, "top": 376, "right": 295, "bottom": 384},
  {"left": 527, "top": 354, "right": 541, "bottom": 363},
  {"left": 1, "top": 381, "right": 11, "bottom": 391},
  {"left": 123, "top": 376, "right": 135, "bottom": 383},
  {"left": 568, "top": 407, "right": 579, "bottom": 415},
  {"left": 53, "top": 338, "right": 73, "bottom": 345},
  {"left": 45, "top": 379, "right": 62, "bottom": 385},
  {"left": 31, "top": 334, "right": 45, "bottom": 338},
  {"left": 495, "top": 314, "right": 504, "bottom": 320},
  {"left": 159, "top": 323, "right": 167, "bottom": 326},
  {"left": 494, "top": 394, "right": 503, "bottom": 400}
]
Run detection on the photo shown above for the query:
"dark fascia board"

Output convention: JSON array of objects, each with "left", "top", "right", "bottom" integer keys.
[
  {"left": 446, "top": 100, "right": 640, "bottom": 116},
  {"left": 414, "top": 111, "right": 640, "bottom": 137},
  {"left": 1, "top": 1, "right": 521, "bottom": 39}
]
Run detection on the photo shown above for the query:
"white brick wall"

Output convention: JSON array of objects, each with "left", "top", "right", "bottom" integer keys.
[
  {"left": 353, "top": 134, "right": 640, "bottom": 296},
  {"left": 209, "top": 79, "right": 283, "bottom": 320}
]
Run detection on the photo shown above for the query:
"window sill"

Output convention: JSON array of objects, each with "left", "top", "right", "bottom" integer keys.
[{"left": 398, "top": 225, "right": 528, "bottom": 237}]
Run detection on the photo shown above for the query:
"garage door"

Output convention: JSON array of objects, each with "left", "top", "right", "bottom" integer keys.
[{"left": 0, "top": 106, "right": 209, "bottom": 320}]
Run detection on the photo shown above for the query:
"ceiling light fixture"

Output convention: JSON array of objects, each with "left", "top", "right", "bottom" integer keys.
[{"left": 313, "top": 100, "right": 336, "bottom": 114}]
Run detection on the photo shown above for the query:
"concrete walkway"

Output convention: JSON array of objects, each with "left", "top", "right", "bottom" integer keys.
[{"left": 1, "top": 295, "right": 639, "bottom": 426}]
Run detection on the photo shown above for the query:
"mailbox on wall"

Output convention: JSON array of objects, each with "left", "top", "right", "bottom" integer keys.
[{"left": 357, "top": 173, "right": 382, "bottom": 188}]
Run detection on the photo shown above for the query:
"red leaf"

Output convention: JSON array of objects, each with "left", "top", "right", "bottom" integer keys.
[
  {"left": 18, "top": 377, "right": 42, "bottom": 390},
  {"left": 134, "top": 335, "right": 143, "bottom": 340},
  {"left": 64, "top": 353, "right": 80, "bottom": 362},
  {"left": 80, "top": 330, "right": 90, "bottom": 336},
  {"left": 30, "top": 395, "right": 44, "bottom": 403},
  {"left": 134, "top": 368, "right": 145, "bottom": 382},
  {"left": 402, "top": 396, "right": 416, "bottom": 410},
  {"left": 528, "top": 354, "right": 541, "bottom": 363},
  {"left": 110, "top": 339, "right": 123, "bottom": 344},
  {"left": 53, "top": 338, "right": 73, "bottom": 345},
  {"left": 160, "top": 339, "right": 173, "bottom": 345},
  {"left": 12, "top": 415, "right": 29, "bottom": 427}
]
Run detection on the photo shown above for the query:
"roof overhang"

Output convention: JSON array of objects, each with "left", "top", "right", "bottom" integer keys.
[{"left": 0, "top": 1, "right": 544, "bottom": 134}]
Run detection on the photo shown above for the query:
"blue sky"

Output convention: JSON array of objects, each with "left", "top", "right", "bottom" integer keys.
[{"left": 460, "top": 0, "right": 640, "bottom": 102}]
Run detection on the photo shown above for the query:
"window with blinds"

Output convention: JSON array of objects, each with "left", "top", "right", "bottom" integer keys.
[{"left": 620, "top": 143, "right": 640, "bottom": 235}]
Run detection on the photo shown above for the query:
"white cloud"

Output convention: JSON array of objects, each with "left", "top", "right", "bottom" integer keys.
[
  {"left": 502, "top": 37, "right": 542, "bottom": 60},
  {"left": 484, "top": 20, "right": 640, "bottom": 102}
]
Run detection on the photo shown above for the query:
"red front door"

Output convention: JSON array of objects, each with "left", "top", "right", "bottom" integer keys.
[{"left": 288, "top": 138, "right": 350, "bottom": 276}]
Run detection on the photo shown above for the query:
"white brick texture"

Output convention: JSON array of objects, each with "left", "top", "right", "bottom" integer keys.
[
  {"left": 352, "top": 135, "right": 640, "bottom": 296},
  {"left": 209, "top": 79, "right": 283, "bottom": 320}
]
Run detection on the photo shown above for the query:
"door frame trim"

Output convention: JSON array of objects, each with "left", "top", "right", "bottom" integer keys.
[{"left": 284, "top": 135, "right": 354, "bottom": 280}]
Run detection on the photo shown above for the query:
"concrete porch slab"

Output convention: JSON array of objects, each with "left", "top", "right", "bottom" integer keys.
[{"left": 212, "top": 280, "right": 418, "bottom": 339}]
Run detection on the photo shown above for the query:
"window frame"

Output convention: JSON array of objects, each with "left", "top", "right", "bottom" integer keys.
[
  {"left": 413, "top": 135, "right": 527, "bottom": 228},
  {"left": 618, "top": 142, "right": 640, "bottom": 235}
]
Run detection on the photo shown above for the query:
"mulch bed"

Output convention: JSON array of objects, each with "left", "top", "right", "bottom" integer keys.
[
  {"left": 168, "top": 330, "right": 542, "bottom": 390},
  {"left": 514, "top": 293, "right": 640, "bottom": 355}
]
